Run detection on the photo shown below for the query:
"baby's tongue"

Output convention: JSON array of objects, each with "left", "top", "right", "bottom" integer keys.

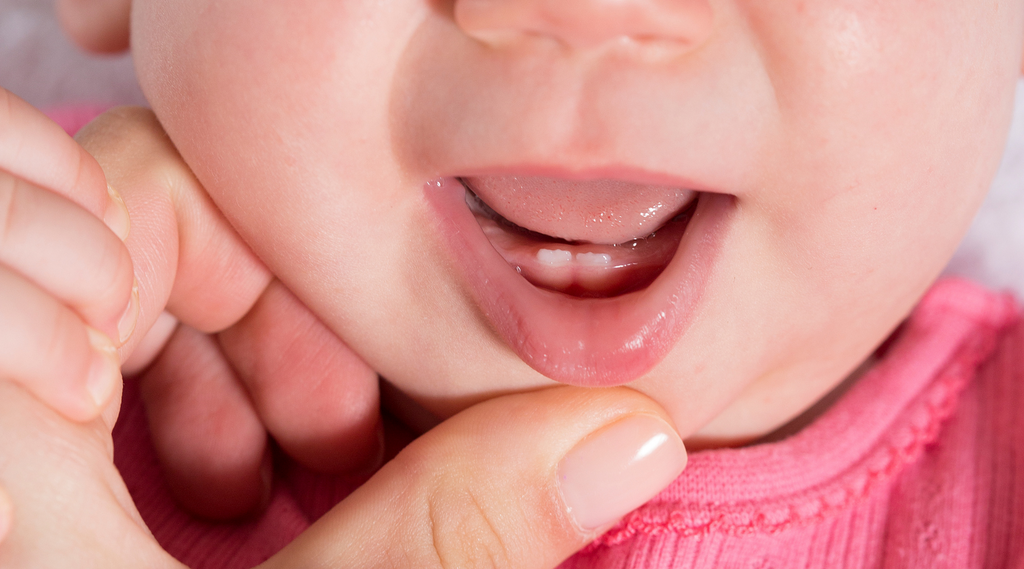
[{"left": 463, "top": 177, "right": 696, "bottom": 297}]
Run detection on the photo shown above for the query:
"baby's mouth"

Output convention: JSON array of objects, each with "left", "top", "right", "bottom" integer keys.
[
  {"left": 461, "top": 178, "right": 697, "bottom": 298},
  {"left": 425, "top": 175, "right": 731, "bottom": 386}
]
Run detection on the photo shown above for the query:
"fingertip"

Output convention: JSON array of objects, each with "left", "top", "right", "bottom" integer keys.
[
  {"left": 157, "top": 432, "right": 271, "bottom": 521},
  {"left": 287, "top": 407, "right": 385, "bottom": 475},
  {"left": 121, "top": 311, "right": 178, "bottom": 376},
  {"left": 140, "top": 326, "right": 270, "bottom": 520},
  {"left": 56, "top": 0, "right": 131, "bottom": 54},
  {"left": 219, "top": 279, "right": 383, "bottom": 474},
  {"left": 160, "top": 443, "right": 270, "bottom": 521}
]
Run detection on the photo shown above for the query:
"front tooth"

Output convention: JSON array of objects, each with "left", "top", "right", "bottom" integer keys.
[
  {"left": 537, "top": 248, "right": 573, "bottom": 266},
  {"left": 576, "top": 252, "right": 613, "bottom": 266}
]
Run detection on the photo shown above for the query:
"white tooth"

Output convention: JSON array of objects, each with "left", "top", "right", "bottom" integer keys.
[
  {"left": 537, "top": 249, "right": 573, "bottom": 266},
  {"left": 576, "top": 252, "right": 613, "bottom": 266}
]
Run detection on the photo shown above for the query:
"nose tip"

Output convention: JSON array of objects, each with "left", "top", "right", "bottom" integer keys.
[{"left": 454, "top": 0, "right": 713, "bottom": 51}]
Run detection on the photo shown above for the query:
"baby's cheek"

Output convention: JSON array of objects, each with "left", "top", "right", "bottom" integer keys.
[{"left": 744, "top": 0, "right": 1016, "bottom": 283}]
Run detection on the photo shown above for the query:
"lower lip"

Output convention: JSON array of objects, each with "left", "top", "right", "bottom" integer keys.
[{"left": 424, "top": 177, "right": 734, "bottom": 387}]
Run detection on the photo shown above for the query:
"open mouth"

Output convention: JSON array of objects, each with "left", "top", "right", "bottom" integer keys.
[
  {"left": 425, "top": 175, "right": 732, "bottom": 386},
  {"left": 462, "top": 177, "right": 698, "bottom": 298}
]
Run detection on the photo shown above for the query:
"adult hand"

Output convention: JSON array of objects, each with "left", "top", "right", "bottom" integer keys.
[
  {"left": 75, "top": 107, "right": 383, "bottom": 519},
  {"left": 0, "top": 377, "right": 685, "bottom": 568},
  {"left": 0, "top": 88, "right": 132, "bottom": 426},
  {"left": 0, "top": 89, "right": 380, "bottom": 521},
  {"left": 55, "top": 0, "right": 384, "bottom": 519}
]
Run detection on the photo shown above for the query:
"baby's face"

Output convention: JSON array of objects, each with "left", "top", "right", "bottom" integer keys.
[{"left": 132, "top": 0, "right": 1023, "bottom": 443}]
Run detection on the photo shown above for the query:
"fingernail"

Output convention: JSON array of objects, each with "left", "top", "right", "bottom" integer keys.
[
  {"left": 103, "top": 184, "right": 131, "bottom": 241},
  {"left": 117, "top": 279, "right": 140, "bottom": 345},
  {"left": 86, "top": 327, "right": 121, "bottom": 410},
  {"left": 557, "top": 415, "right": 687, "bottom": 531}
]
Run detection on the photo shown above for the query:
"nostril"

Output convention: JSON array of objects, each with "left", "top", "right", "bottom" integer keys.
[{"left": 454, "top": 0, "right": 714, "bottom": 51}]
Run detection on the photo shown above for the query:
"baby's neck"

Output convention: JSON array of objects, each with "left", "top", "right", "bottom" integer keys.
[{"left": 747, "top": 356, "right": 875, "bottom": 447}]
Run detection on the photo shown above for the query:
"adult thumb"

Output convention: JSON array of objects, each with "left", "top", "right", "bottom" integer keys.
[{"left": 260, "top": 386, "right": 687, "bottom": 569}]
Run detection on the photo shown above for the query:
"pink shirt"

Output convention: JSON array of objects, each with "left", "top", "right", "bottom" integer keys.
[
  {"left": 54, "top": 100, "right": 1024, "bottom": 569},
  {"left": 107, "top": 279, "right": 1024, "bottom": 569},
  {"left": 567, "top": 279, "right": 1023, "bottom": 568}
]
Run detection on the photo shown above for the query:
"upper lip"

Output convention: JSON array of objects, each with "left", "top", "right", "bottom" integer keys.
[{"left": 447, "top": 163, "right": 713, "bottom": 191}]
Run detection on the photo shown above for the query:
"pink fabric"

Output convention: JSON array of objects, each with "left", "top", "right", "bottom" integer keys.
[
  {"left": 49, "top": 108, "right": 1024, "bottom": 568},
  {"left": 110, "top": 276, "right": 1024, "bottom": 569},
  {"left": 564, "top": 279, "right": 1024, "bottom": 568},
  {"left": 44, "top": 105, "right": 112, "bottom": 136}
]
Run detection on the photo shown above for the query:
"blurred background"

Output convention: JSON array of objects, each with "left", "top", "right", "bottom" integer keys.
[
  {"left": 1, "top": 0, "right": 143, "bottom": 108},
  {"left": 1, "top": 0, "right": 1023, "bottom": 298}
]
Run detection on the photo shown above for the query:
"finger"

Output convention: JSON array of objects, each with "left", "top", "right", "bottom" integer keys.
[
  {"left": 0, "top": 172, "right": 136, "bottom": 345},
  {"left": 0, "top": 265, "right": 120, "bottom": 422},
  {"left": 138, "top": 325, "right": 271, "bottom": 520},
  {"left": 74, "top": 108, "right": 272, "bottom": 362},
  {"left": 0, "top": 89, "right": 111, "bottom": 221},
  {"left": 121, "top": 311, "right": 179, "bottom": 377},
  {"left": 55, "top": 0, "right": 132, "bottom": 54},
  {"left": 262, "top": 386, "right": 688, "bottom": 569},
  {"left": 219, "top": 279, "right": 383, "bottom": 474},
  {"left": 0, "top": 382, "right": 184, "bottom": 568}
]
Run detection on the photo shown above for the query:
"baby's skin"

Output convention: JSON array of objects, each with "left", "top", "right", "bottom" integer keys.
[{"left": 2, "top": 0, "right": 1024, "bottom": 567}]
